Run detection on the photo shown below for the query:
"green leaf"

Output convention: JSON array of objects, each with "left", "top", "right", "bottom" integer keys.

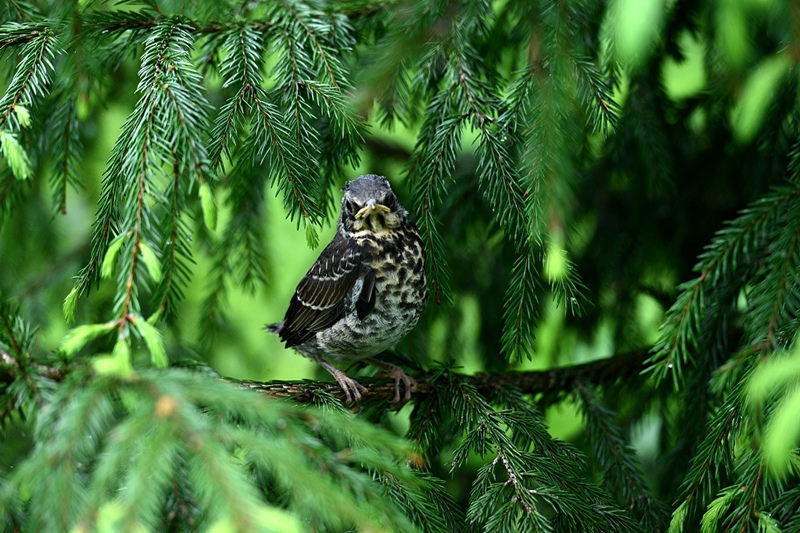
[
  {"left": 0, "top": 130, "right": 33, "bottom": 180},
  {"left": 132, "top": 316, "right": 168, "bottom": 368},
  {"left": 101, "top": 236, "right": 126, "bottom": 279},
  {"left": 63, "top": 285, "right": 80, "bottom": 323},
  {"left": 745, "top": 350, "right": 800, "bottom": 406},
  {"left": 731, "top": 53, "right": 791, "bottom": 143},
  {"left": 13, "top": 105, "right": 31, "bottom": 127},
  {"left": 92, "top": 339, "right": 133, "bottom": 377},
  {"left": 700, "top": 487, "right": 736, "bottom": 533},
  {"left": 199, "top": 182, "right": 217, "bottom": 231},
  {"left": 667, "top": 500, "right": 689, "bottom": 533},
  {"left": 139, "top": 241, "right": 162, "bottom": 283},
  {"left": 762, "top": 386, "right": 800, "bottom": 478},
  {"left": 60, "top": 322, "right": 116, "bottom": 357},
  {"left": 609, "top": 0, "right": 665, "bottom": 68}
]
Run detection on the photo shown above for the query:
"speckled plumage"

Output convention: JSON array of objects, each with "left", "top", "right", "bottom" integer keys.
[{"left": 268, "top": 175, "right": 427, "bottom": 403}]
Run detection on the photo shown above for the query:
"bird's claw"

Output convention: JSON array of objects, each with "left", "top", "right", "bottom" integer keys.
[
  {"left": 335, "top": 373, "right": 369, "bottom": 404},
  {"left": 388, "top": 368, "right": 417, "bottom": 404},
  {"left": 364, "top": 358, "right": 417, "bottom": 404},
  {"left": 316, "top": 358, "right": 368, "bottom": 404}
]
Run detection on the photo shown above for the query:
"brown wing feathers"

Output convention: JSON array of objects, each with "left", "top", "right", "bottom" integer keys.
[
  {"left": 355, "top": 268, "right": 376, "bottom": 320},
  {"left": 279, "top": 234, "right": 373, "bottom": 347}
]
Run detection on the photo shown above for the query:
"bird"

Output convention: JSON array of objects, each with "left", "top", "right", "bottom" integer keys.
[{"left": 268, "top": 174, "right": 428, "bottom": 404}]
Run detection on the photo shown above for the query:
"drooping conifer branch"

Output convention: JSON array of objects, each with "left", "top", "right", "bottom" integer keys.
[
  {"left": 0, "top": 24, "right": 56, "bottom": 131},
  {"left": 574, "top": 383, "right": 669, "bottom": 531},
  {"left": 46, "top": 90, "right": 82, "bottom": 214},
  {"left": 648, "top": 186, "right": 800, "bottom": 385}
]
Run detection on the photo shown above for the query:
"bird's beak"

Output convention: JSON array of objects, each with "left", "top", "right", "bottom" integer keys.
[{"left": 355, "top": 199, "right": 391, "bottom": 220}]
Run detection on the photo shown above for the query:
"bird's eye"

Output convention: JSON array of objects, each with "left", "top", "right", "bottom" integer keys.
[
  {"left": 345, "top": 200, "right": 357, "bottom": 214},
  {"left": 382, "top": 195, "right": 396, "bottom": 210}
]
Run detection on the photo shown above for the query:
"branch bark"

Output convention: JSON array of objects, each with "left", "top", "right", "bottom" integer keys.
[
  {"left": 236, "top": 350, "right": 651, "bottom": 405},
  {"left": 1, "top": 350, "right": 650, "bottom": 405}
]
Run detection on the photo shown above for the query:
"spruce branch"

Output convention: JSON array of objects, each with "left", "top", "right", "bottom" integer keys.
[
  {"left": 246, "top": 59, "right": 320, "bottom": 226},
  {"left": 206, "top": 23, "right": 266, "bottom": 171},
  {"left": 73, "top": 16, "right": 209, "bottom": 331},
  {"left": 0, "top": 299, "right": 56, "bottom": 412},
  {"left": 771, "top": 485, "right": 800, "bottom": 530},
  {"left": 648, "top": 186, "right": 800, "bottom": 386},
  {"left": 671, "top": 380, "right": 746, "bottom": 525},
  {"left": 613, "top": 76, "right": 674, "bottom": 193},
  {"left": 741, "top": 198, "right": 800, "bottom": 349},
  {"left": 7, "top": 2, "right": 800, "bottom": 530},
  {"left": 45, "top": 90, "right": 83, "bottom": 214},
  {"left": 0, "top": 1, "right": 37, "bottom": 25},
  {"left": 574, "top": 383, "right": 669, "bottom": 531},
  {"left": 0, "top": 21, "right": 53, "bottom": 52},
  {"left": 81, "top": 10, "right": 161, "bottom": 39},
  {"left": 82, "top": 10, "right": 277, "bottom": 41},
  {"left": 272, "top": 0, "right": 346, "bottom": 90},
  {"left": 573, "top": 55, "right": 620, "bottom": 137},
  {"left": 406, "top": 92, "right": 463, "bottom": 304},
  {"left": 0, "top": 24, "right": 57, "bottom": 132},
  {"left": 3, "top": 369, "right": 439, "bottom": 532},
  {"left": 0, "top": 304, "right": 23, "bottom": 360},
  {"left": 445, "top": 374, "right": 642, "bottom": 532},
  {"left": 151, "top": 156, "right": 194, "bottom": 318},
  {"left": 500, "top": 252, "right": 543, "bottom": 362},
  {"left": 379, "top": 471, "right": 463, "bottom": 533},
  {"left": 407, "top": 376, "right": 447, "bottom": 458},
  {"left": 456, "top": 38, "right": 530, "bottom": 248},
  {"left": 490, "top": 0, "right": 610, "bottom": 362},
  {"left": 724, "top": 460, "right": 767, "bottom": 533}
]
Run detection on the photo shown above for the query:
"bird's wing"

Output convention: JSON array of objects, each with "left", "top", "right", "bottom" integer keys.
[{"left": 279, "top": 233, "right": 375, "bottom": 347}]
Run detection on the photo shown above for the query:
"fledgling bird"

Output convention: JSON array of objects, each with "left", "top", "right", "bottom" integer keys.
[{"left": 268, "top": 174, "right": 428, "bottom": 403}]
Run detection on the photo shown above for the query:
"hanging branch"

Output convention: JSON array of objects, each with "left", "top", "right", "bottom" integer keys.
[
  {"left": 574, "top": 383, "right": 669, "bottom": 531},
  {"left": 647, "top": 186, "right": 800, "bottom": 385}
]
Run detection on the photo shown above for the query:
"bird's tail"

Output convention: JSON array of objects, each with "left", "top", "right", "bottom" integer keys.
[{"left": 265, "top": 322, "right": 284, "bottom": 335}]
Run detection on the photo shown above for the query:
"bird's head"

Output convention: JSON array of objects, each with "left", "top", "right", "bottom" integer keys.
[{"left": 339, "top": 175, "right": 407, "bottom": 234}]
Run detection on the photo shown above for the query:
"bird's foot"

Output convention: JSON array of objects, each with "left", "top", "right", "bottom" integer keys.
[
  {"left": 317, "top": 359, "right": 368, "bottom": 404},
  {"left": 364, "top": 358, "right": 417, "bottom": 404}
]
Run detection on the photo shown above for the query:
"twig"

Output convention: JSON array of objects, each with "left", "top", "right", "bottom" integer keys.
[{"left": 0, "top": 348, "right": 64, "bottom": 381}]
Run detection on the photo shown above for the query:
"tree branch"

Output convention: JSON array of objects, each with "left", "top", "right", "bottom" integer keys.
[
  {"left": 0, "top": 348, "right": 64, "bottom": 382},
  {"left": 237, "top": 350, "right": 650, "bottom": 405},
  {"left": 0, "top": 350, "right": 650, "bottom": 405}
]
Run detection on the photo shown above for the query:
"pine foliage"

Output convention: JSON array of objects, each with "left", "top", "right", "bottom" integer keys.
[{"left": 2, "top": 0, "right": 800, "bottom": 531}]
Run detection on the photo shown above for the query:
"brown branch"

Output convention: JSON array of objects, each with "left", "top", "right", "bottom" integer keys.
[
  {"left": 0, "top": 349, "right": 17, "bottom": 371},
  {"left": 0, "top": 350, "right": 650, "bottom": 406},
  {"left": 237, "top": 350, "right": 650, "bottom": 404},
  {"left": 0, "top": 348, "right": 63, "bottom": 382}
]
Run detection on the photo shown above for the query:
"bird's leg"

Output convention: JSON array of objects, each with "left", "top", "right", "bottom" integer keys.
[
  {"left": 313, "top": 357, "right": 368, "bottom": 404},
  {"left": 363, "top": 358, "right": 417, "bottom": 404}
]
